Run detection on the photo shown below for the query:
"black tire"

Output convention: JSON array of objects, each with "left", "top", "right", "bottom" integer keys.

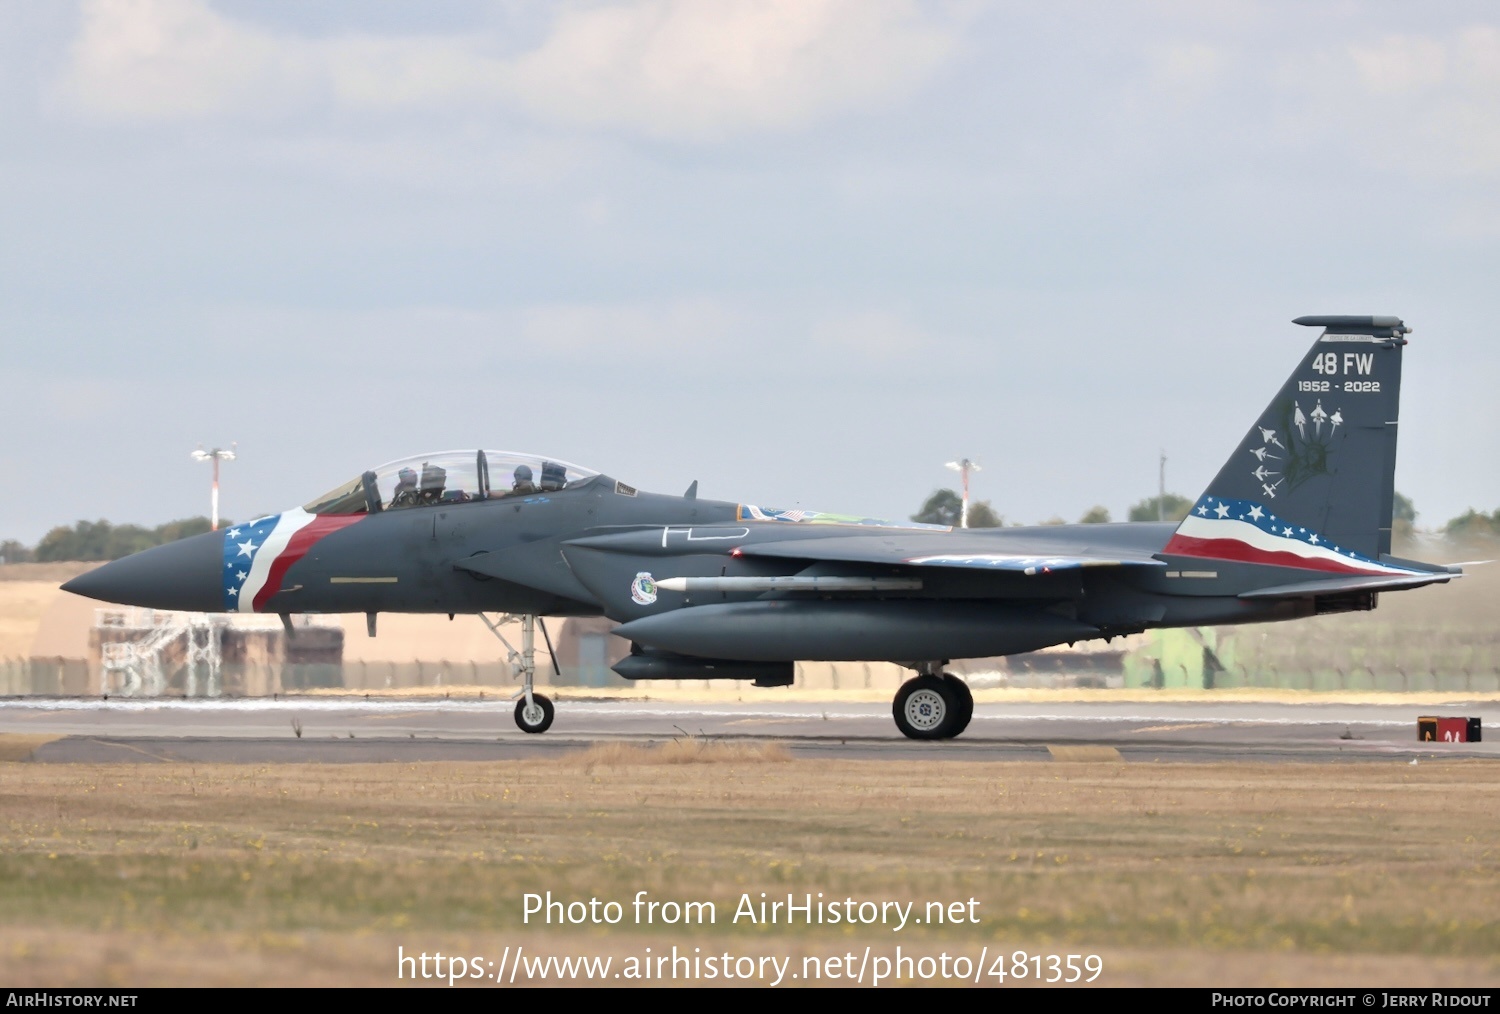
[
  {"left": 944, "top": 674, "right": 974, "bottom": 737},
  {"left": 514, "top": 693, "right": 555, "bottom": 734},
  {"left": 892, "top": 675, "right": 961, "bottom": 740}
]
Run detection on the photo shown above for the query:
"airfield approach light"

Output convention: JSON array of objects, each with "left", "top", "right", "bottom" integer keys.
[
  {"left": 1159, "top": 449, "right": 1167, "bottom": 522},
  {"left": 944, "top": 458, "right": 981, "bottom": 529},
  {"left": 192, "top": 443, "right": 237, "bottom": 531}
]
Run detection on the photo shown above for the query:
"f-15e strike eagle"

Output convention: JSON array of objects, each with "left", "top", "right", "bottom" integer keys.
[{"left": 65, "top": 316, "right": 1459, "bottom": 739}]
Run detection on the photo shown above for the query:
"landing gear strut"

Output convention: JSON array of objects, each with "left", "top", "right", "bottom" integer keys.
[
  {"left": 481, "top": 613, "right": 555, "bottom": 734},
  {"left": 892, "top": 663, "right": 973, "bottom": 740}
]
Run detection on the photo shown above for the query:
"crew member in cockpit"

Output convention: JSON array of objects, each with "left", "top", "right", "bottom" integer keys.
[
  {"left": 511, "top": 465, "right": 539, "bottom": 495},
  {"left": 391, "top": 467, "right": 419, "bottom": 507}
]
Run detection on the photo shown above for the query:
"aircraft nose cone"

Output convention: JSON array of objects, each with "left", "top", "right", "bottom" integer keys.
[{"left": 61, "top": 530, "right": 225, "bottom": 612}]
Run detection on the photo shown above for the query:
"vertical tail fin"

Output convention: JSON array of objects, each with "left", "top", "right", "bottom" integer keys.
[{"left": 1165, "top": 316, "right": 1411, "bottom": 572}]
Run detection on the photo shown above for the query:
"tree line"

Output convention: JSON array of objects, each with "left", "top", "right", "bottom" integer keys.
[
  {"left": 911, "top": 488, "right": 1496, "bottom": 539},
  {"left": 0, "top": 517, "right": 222, "bottom": 564}
]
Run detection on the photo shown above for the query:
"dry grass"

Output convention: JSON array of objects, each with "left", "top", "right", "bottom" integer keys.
[
  {"left": 0, "top": 735, "right": 62, "bottom": 762},
  {"left": 1, "top": 757, "right": 1498, "bottom": 986},
  {"left": 1045, "top": 745, "right": 1123, "bottom": 762},
  {"left": 564, "top": 738, "right": 793, "bottom": 769}
]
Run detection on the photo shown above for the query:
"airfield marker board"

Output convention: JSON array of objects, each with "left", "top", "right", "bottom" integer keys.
[{"left": 1417, "top": 716, "right": 1482, "bottom": 742}]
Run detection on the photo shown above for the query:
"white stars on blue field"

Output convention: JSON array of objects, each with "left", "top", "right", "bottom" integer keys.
[
  {"left": 221, "top": 514, "right": 282, "bottom": 609},
  {"left": 1186, "top": 495, "right": 1373, "bottom": 558}
]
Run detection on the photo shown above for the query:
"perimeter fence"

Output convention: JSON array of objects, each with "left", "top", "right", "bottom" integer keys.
[
  {"left": 4, "top": 643, "right": 1500, "bottom": 697},
  {"left": 0, "top": 657, "right": 516, "bottom": 696}
]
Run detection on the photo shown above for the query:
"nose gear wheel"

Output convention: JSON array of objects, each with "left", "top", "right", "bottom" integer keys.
[{"left": 515, "top": 693, "right": 555, "bottom": 734}]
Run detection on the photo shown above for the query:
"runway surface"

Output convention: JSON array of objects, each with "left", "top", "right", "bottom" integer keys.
[{"left": 1, "top": 696, "right": 1496, "bottom": 763}]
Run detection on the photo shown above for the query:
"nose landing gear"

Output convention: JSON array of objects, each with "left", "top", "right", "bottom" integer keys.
[
  {"left": 480, "top": 612, "right": 556, "bottom": 734},
  {"left": 892, "top": 664, "right": 974, "bottom": 740}
]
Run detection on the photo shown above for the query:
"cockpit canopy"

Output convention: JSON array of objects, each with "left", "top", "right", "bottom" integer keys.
[{"left": 303, "top": 451, "right": 599, "bottom": 515}]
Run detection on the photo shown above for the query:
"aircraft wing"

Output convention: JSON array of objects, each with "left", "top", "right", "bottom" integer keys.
[
  {"left": 736, "top": 534, "right": 1167, "bottom": 575},
  {"left": 560, "top": 526, "right": 1173, "bottom": 620}
]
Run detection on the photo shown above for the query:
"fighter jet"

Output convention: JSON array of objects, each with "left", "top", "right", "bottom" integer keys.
[{"left": 64, "top": 316, "right": 1459, "bottom": 740}]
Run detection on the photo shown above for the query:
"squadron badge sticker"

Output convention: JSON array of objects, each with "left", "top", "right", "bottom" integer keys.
[{"left": 630, "top": 572, "right": 658, "bottom": 605}]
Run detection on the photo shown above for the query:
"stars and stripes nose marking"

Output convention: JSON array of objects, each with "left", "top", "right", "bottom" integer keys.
[{"left": 222, "top": 509, "right": 364, "bottom": 611}]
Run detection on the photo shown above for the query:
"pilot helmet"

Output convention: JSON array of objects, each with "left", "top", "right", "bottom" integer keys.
[
  {"left": 398, "top": 467, "right": 417, "bottom": 484},
  {"left": 513, "top": 465, "right": 534, "bottom": 482}
]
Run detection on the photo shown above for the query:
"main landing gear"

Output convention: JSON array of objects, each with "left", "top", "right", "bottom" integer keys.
[
  {"left": 480, "top": 612, "right": 555, "bottom": 734},
  {"left": 892, "top": 664, "right": 974, "bottom": 741}
]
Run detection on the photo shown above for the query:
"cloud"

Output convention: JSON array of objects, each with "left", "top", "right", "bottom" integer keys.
[
  {"left": 188, "top": 298, "right": 756, "bottom": 371},
  {"left": 1151, "top": 40, "right": 1226, "bottom": 93},
  {"left": 0, "top": 370, "right": 133, "bottom": 426},
  {"left": 1280, "top": 24, "right": 1500, "bottom": 177},
  {"left": 184, "top": 298, "right": 947, "bottom": 380},
  {"left": 808, "top": 309, "right": 938, "bottom": 361},
  {"left": 60, "top": 0, "right": 315, "bottom": 120},
  {"left": 502, "top": 0, "right": 957, "bottom": 138},
  {"left": 518, "top": 298, "right": 744, "bottom": 357},
  {"left": 58, "top": 0, "right": 961, "bottom": 138},
  {"left": 1349, "top": 33, "right": 1448, "bottom": 94}
]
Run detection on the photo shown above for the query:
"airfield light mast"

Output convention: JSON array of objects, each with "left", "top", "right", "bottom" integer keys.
[
  {"left": 1158, "top": 450, "right": 1167, "bottom": 522},
  {"left": 192, "top": 443, "right": 237, "bottom": 531},
  {"left": 945, "top": 458, "right": 981, "bottom": 529}
]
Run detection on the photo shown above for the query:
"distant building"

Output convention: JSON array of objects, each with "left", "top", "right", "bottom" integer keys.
[{"left": 90, "top": 608, "right": 343, "bottom": 696}]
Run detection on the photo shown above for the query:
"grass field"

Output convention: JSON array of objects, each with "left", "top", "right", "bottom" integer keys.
[{"left": 2, "top": 743, "right": 1498, "bottom": 987}]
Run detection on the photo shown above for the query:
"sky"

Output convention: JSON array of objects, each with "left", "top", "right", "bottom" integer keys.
[{"left": 2, "top": 0, "right": 1497, "bottom": 543}]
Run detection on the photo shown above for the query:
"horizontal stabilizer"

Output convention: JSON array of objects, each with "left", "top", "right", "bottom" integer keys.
[{"left": 1238, "top": 572, "right": 1452, "bottom": 599}]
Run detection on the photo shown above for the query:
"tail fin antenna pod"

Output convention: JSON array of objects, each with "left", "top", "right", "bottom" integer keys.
[{"left": 1164, "top": 316, "right": 1411, "bottom": 572}]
